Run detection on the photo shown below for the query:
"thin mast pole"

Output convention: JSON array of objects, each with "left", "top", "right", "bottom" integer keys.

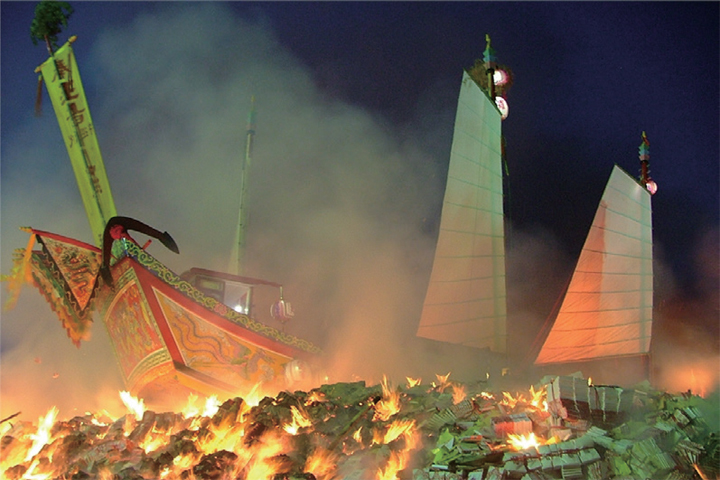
[
  {"left": 233, "top": 96, "right": 256, "bottom": 276},
  {"left": 639, "top": 131, "right": 650, "bottom": 185},
  {"left": 483, "top": 34, "right": 497, "bottom": 100}
]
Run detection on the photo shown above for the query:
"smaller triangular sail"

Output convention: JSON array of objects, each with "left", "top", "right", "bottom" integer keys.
[
  {"left": 535, "top": 165, "right": 653, "bottom": 364},
  {"left": 416, "top": 71, "right": 507, "bottom": 352}
]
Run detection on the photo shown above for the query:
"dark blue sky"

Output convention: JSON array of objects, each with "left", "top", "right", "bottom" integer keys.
[{"left": 3, "top": 2, "right": 717, "bottom": 291}]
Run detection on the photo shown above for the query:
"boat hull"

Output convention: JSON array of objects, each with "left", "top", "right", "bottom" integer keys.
[{"left": 16, "top": 229, "right": 321, "bottom": 401}]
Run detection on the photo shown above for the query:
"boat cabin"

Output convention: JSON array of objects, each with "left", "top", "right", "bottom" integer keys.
[{"left": 180, "top": 267, "right": 289, "bottom": 319}]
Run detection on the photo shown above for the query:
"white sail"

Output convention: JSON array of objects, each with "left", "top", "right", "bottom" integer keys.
[
  {"left": 535, "top": 165, "right": 653, "bottom": 364},
  {"left": 416, "top": 71, "right": 507, "bottom": 352}
]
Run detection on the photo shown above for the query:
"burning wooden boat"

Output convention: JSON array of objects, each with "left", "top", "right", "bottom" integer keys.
[{"left": 4, "top": 37, "right": 321, "bottom": 402}]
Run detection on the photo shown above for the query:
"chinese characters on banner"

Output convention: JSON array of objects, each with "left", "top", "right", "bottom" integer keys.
[{"left": 38, "top": 39, "right": 117, "bottom": 247}]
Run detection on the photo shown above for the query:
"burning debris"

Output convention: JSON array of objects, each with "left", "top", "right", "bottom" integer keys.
[{"left": 1, "top": 374, "right": 718, "bottom": 479}]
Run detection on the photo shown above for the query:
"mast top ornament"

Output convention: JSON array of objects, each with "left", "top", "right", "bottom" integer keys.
[
  {"left": 638, "top": 131, "right": 657, "bottom": 195},
  {"left": 638, "top": 131, "right": 650, "bottom": 160},
  {"left": 483, "top": 34, "right": 497, "bottom": 68}
]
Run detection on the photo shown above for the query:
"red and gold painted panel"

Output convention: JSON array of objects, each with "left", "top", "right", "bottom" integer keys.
[
  {"left": 40, "top": 236, "right": 100, "bottom": 311},
  {"left": 17, "top": 232, "right": 102, "bottom": 345},
  {"left": 103, "top": 267, "right": 171, "bottom": 392},
  {"left": 153, "top": 288, "right": 292, "bottom": 387}
]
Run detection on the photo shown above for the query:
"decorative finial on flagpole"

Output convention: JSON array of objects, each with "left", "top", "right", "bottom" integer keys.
[
  {"left": 483, "top": 34, "right": 497, "bottom": 100},
  {"left": 639, "top": 131, "right": 657, "bottom": 195}
]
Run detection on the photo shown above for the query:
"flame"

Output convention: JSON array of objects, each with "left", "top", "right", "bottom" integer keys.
[
  {"left": 375, "top": 419, "right": 420, "bottom": 480},
  {"left": 353, "top": 426, "right": 363, "bottom": 443},
  {"left": 25, "top": 406, "right": 58, "bottom": 461},
  {"left": 507, "top": 432, "right": 541, "bottom": 450},
  {"left": 173, "top": 451, "right": 198, "bottom": 470},
  {"left": 434, "top": 372, "right": 451, "bottom": 391},
  {"left": 203, "top": 395, "right": 221, "bottom": 417},
  {"left": 500, "top": 386, "right": 547, "bottom": 412},
  {"left": 377, "top": 450, "right": 408, "bottom": 480},
  {"left": 382, "top": 419, "right": 416, "bottom": 445},
  {"left": 690, "top": 369, "right": 711, "bottom": 398},
  {"left": 119, "top": 391, "right": 145, "bottom": 421},
  {"left": 241, "top": 431, "right": 288, "bottom": 480},
  {"left": 20, "top": 458, "right": 51, "bottom": 480},
  {"left": 305, "top": 391, "right": 326, "bottom": 404},
  {"left": 500, "top": 391, "right": 521, "bottom": 409},
  {"left": 241, "top": 382, "right": 264, "bottom": 407},
  {"left": 372, "top": 419, "right": 418, "bottom": 447},
  {"left": 182, "top": 393, "right": 201, "bottom": 418},
  {"left": 374, "top": 375, "right": 401, "bottom": 421},
  {"left": 139, "top": 426, "right": 170, "bottom": 454},
  {"left": 183, "top": 393, "right": 221, "bottom": 419},
  {"left": 97, "top": 466, "right": 114, "bottom": 480},
  {"left": 406, "top": 376, "right": 421, "bottom": 388},
  {"left": 451, "top": 383, "right": 467, "bottom": 404},
  {"left": 304, "top": 447, "right": 339, "bottom": 480},
  {"left": 283, "top": 405, "right": 312, "bottom": 435},
  {"left": 198, "top": 417, "right": 246, "bottom": 455},
  {"left": 528, "top": 385, "right": 547, "bottom": 411},
  {"left": 479, "top": 391, "right": 495, "bottom": 400}
]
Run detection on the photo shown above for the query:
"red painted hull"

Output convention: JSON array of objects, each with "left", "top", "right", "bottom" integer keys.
[{"left": 15, "top": 229, "right": 321, "bottom": 402}]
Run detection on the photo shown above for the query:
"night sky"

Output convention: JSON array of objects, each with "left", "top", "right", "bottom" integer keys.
[{"left": 1, "top": 2, "right": 718, "bottom": 418}]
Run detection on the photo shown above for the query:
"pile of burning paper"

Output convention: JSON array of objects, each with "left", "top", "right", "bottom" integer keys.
[{"left": 1, "top": 373, "right": 717, "bottom": 479}]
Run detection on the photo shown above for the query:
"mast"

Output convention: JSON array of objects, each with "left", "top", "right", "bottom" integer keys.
[
  {"left": 483, "top": 34, "right": 497, "bottom": 100},
  {"left": 231, "top": 96, "right": 256, "bottom": 276}
]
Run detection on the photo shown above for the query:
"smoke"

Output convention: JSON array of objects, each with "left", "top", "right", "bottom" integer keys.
[
  {"left": 2, "top": 4, "right": 716, "bottom": 421},
  {"left": 0, "top": 3, "right": 471, "bottom": 419},
  {"left": 651, "top": 226, "right": 720, "bottom": 396}
]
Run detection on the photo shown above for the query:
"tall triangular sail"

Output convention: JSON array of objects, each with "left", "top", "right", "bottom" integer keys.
[
  {"left": 535, "top": 165, "right": 653, "bottom": 364},
  {"left": 416, "top": 71, "right": 507, "bottom": 352}
]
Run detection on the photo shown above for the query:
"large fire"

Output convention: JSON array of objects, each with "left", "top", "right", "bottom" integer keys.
[
  {"left": 0, "top": 381, "right": 426, "bottom": 480},
  {"left": 2, "top": 373, "right": 717, "bottom": 479}
]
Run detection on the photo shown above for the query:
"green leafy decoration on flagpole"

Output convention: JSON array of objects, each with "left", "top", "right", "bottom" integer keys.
[{"left": 30, "top": 0, "right": 74, "bottom": 55}]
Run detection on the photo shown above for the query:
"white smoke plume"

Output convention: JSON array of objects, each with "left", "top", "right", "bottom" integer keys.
[{"left": 0, "top": 4, "right": 490, "bottom": 420}]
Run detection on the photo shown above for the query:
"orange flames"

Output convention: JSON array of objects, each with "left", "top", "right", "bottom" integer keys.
[
  {"left": 1, "top": 406, "right": 60, "bottom": 479},
  {"left": 451, "top": 383, "right": 467, "bottom": 405},
  {"left": 0, "top": 378, "right": 430, "bottom": 480},
  {"left": 304, "top": 447, "right": 339, "bottom": 480},
  {"left": 374, "top": 375, "right": 402, "bottom": 422},
  {"left": 283, "top": 405, "right": 312, "bottom": 435},
  {"left": 406, "top": 376, "right": 421, "bottom": 388},
  {"left": 119, "top": 390, "right": 145, "bottom": 420},
  {"left": 500, "top": 386, "right": 547, "bottom": 412},
  {"left": 182, "top": 393, "right": 221, "bottom": 419},
  {"left": 26, "top": 406, "right": 58, "bottom": 461},
  {"left": 375, "top": 419, "right": 420, "bottom": 480},
  {"left": 434, "top": 372, "right": 452, "bottom": 392},
  {"left": 507, "top": 432, "right": 542, "bottom": 450}
]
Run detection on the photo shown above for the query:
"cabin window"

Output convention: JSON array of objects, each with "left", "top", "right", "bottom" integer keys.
[
  {"left": 195, "top": 276, "right": 225, "bottom": 303},
  {"left": 225, "top": 283, "right": 251, "bottom": 314}
]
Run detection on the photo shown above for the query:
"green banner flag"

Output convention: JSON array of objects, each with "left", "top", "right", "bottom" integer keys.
[{"left": 38, "top": 37, "right": 116, "bottom": 247}]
